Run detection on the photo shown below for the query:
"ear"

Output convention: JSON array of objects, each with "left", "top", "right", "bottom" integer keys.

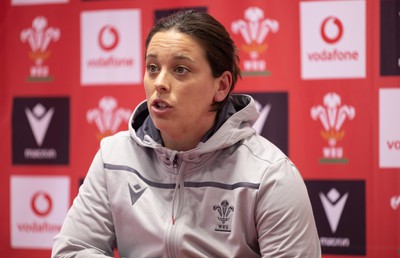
[{"left": 213, "top": 71, "right": 232, "bottom": 102}]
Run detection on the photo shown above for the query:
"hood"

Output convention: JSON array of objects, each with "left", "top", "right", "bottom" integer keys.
[{"left": 128, "top": 94, "right": 259, "bottom": 156}]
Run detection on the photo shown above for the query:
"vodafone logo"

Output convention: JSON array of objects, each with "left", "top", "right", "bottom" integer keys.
[
  {"left": 98, "top": 25, "right": 119, "bottom": 51},
  {"left": 387, "top": 140, "right": 400, "bottom": 151},
  {"left": 379, "top": 89, "right": 400, "bottom": 168},
  {"left": 391, "top": 195, "right": 400, "bottom": 210},
  {"left": 321, "top": 16, "right": 343, "bottom": 44},
  {"left": 31, "top": 191, "right": 52, "bottom": 217},
  {"left": 81, "top": 9, "right": 142, "bottom": 85},
  {"left": 11, "top": 175, "right": 70, "bottom": 248},
  {"left": 300, "top": 1, "right": 366, "bottom": 79}
]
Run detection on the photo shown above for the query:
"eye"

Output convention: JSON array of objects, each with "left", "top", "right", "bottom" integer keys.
[
  {"left": 146, "top": 64, "right": 159, "bottom": 74},
  {"left": 175, "top": 66, "right": 189, "bottom": 75}
]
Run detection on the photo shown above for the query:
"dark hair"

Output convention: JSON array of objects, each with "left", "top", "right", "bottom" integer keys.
[{"left": 145, "top": 9, "right": 241, "bottom": 111}]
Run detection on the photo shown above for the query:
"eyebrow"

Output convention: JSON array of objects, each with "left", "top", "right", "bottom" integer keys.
[{"left": 145, "top": 53, "right": 195, "bottom": 63}]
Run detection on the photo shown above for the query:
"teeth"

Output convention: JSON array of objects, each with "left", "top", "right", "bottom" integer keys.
[{"left": 157, "top": 102, "right": 167, "bottom": 109}]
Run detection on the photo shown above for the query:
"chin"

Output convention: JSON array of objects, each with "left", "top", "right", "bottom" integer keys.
[{"left": 152, "top": 118, "right": 173, "bottom": 133}]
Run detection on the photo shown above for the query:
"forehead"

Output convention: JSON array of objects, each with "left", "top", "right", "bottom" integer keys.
[{"left": 146, "top": 30, "right": 205, "bottom": 57}]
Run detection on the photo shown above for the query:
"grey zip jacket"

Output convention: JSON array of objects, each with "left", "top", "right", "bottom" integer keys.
[{"left": 52, "top": 94, "right": 321, "bottom": 258}]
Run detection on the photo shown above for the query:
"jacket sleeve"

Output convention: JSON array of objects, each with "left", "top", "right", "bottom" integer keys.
[
  {"left": 51, "top": 150, "right": 116, "bottom": 258},
  {"left": 256, "top": 158, "right": 321, "bottom": 258}
]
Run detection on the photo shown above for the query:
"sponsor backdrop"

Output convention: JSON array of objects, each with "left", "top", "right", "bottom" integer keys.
[{"left": 0, "top": 0, "right": 399, "bottom": 257}]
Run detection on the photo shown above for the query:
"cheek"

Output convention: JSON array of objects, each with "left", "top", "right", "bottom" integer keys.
[
  {"left": 183, "top": 95, "right": 212, "bottom": 116},
  {"left": 143, "top": 79, "right": 154, "bottom": 97}
]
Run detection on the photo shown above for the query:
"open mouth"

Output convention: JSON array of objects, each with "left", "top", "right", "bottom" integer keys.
[
  {"left": 156, "top": 102, "right": 168, "bottom": 109},
  {"left": 153, "top": 100, "right": 170, "bottom": 110}
]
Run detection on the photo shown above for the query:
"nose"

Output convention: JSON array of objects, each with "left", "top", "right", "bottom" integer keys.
[{"left": 154, "top": 70, "right": 170, "bottom": 93}]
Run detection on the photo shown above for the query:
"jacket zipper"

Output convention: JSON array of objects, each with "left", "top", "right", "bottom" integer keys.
[
  {"left": 167, "top": 153, "right": 181, "bottom": 258},
  {"left": 172, "top": 155, "right": 178, "bottom": 225},
  {"left": 173, "top": 155, "right": 178, "bottom": 167}
]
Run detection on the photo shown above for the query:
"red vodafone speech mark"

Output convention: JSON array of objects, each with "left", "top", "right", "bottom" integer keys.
[
  {"left": 320, "top": 16, "right": 343, "bottom": 44},
  {"left": 31, "top": 191, "right": 52, "bottom": 217},
  {"left": 98, "top": 25, "right": 119, "bottom": 51}
]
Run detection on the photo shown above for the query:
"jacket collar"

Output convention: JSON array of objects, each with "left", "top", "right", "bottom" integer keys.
[{"left": 129, "top": 94, "right": 258, "bottom": 156}]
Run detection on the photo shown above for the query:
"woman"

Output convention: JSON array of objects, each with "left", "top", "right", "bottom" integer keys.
[{"left": 52, "top": 10, "right": 321, "bottom": 257}]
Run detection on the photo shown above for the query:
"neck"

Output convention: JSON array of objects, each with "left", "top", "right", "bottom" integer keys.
[
  {"left": 161, "top": 135, "right": 201, "bottom": 151},
  {"left": 161, "top": 115, "right": 217, "bottom": 151}
]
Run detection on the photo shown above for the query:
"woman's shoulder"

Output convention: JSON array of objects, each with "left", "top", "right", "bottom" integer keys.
[
  {"left": 242, "top": 134, "right": 288, "bottom": 164},
  {"left": 99, "top": 130, "right": 132, "bottom": 151}
]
